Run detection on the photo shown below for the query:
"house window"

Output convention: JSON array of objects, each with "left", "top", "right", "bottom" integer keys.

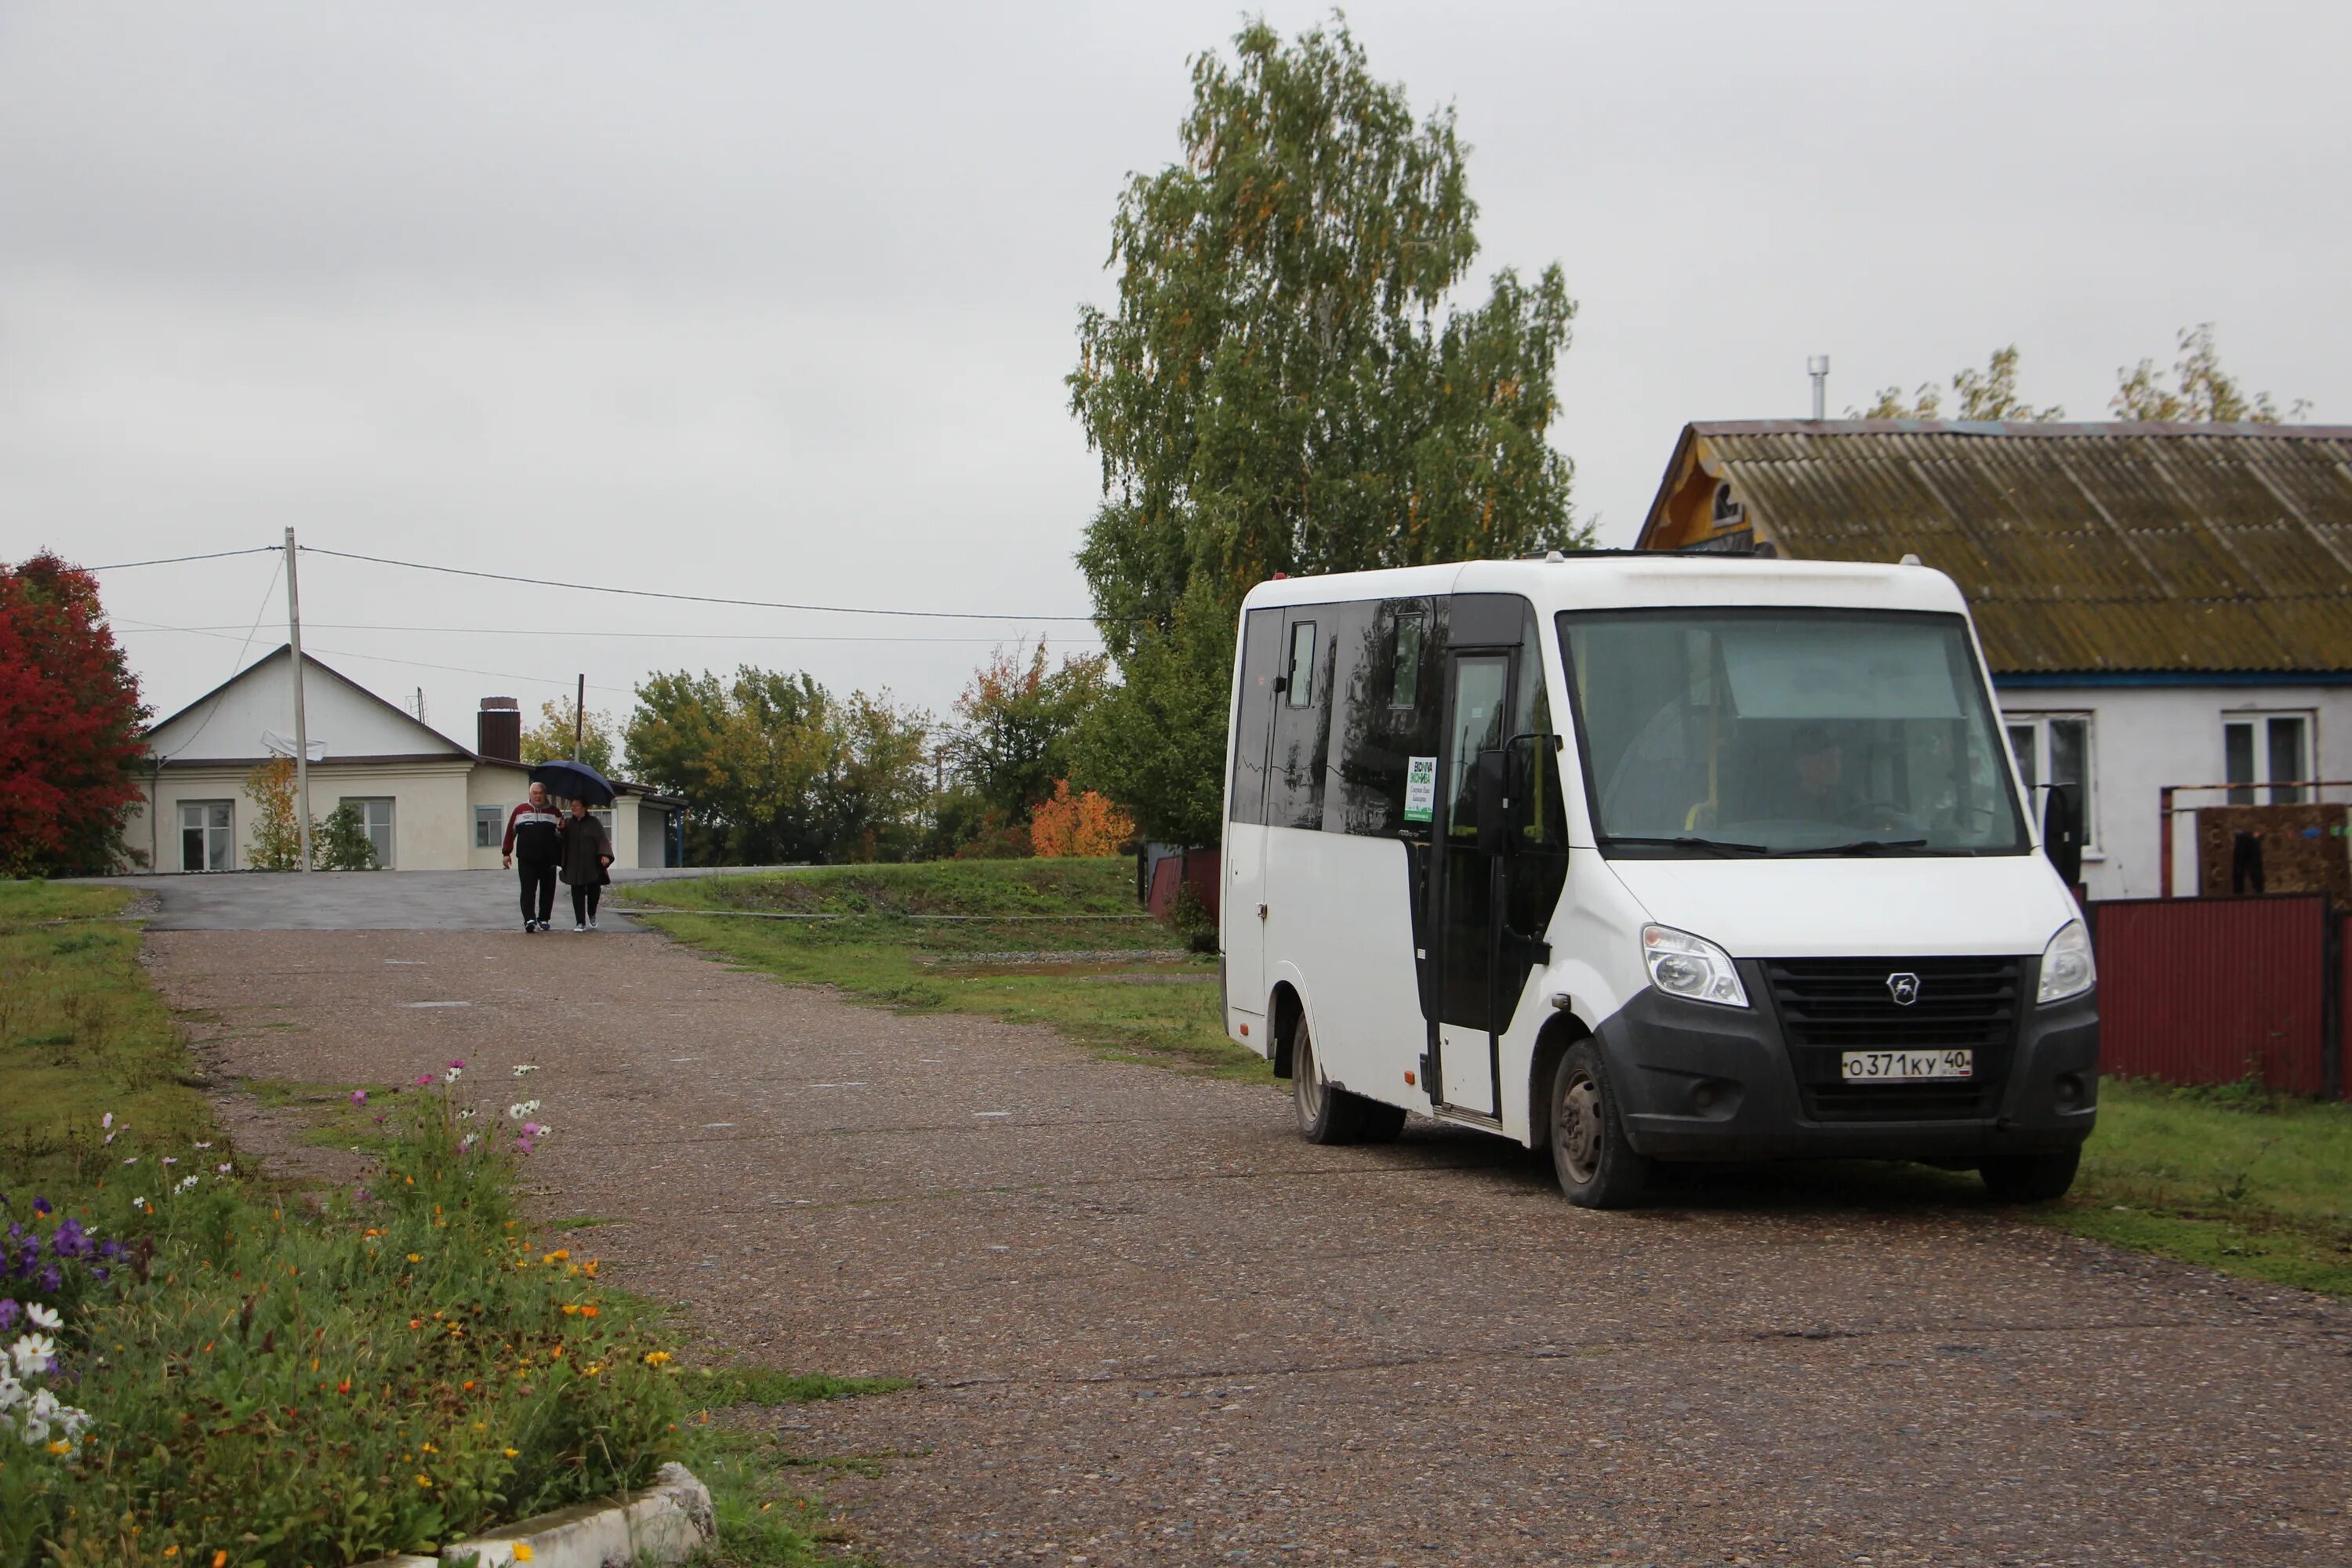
[
  {"left": 2004, "top": 713, "right": 2095, "bottom": 848},
  {"left": 342, "top": 797, "right": 396, "bottom": 868},
  {"left": 475, "top": 806, "right": 504, "bottom": 849},
  {"left": 179, "top": 800, "right": 233, "bottom": 873},
  {"left": 1286, "top": 621, "right": 1317, "bottom": 708},
  {"left": 2225, "top": 712, "right": 2314, "bottom": 805}
]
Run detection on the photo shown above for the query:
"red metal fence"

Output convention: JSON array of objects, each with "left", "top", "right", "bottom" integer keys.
[
  {"left": 1144, "top": 848, "right": 1221, "bottom": 923},
  {"left": 2089, "top": 895, "right": 2342, "bottom": 1097}
]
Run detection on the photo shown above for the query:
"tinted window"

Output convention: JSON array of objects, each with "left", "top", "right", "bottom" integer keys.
[
  {"left": 1267, "top": 611, "right": 1334, "bottom": 829},
  {"left": 1287, "top": 621, "right": 1318, "bottom": 707},
  {"left": 1228, "top": 608, "right": 1283, "bottom": 826},
  {"left": 1329, "top": 597, "right": 1443, "bottom": 837}
]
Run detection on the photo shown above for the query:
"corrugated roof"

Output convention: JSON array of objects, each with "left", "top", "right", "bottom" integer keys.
[{"left": 1638, "top": 422, "right": 2352, "bottom": 674}]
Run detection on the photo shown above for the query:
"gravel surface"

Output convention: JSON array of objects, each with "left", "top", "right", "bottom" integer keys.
[{"left": 148, "top": 927, "right": 2352, "bottom": 1566}]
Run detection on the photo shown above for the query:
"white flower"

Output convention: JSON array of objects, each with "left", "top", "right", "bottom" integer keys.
[
  {"left": 20, "top": 1414, "right": 48, "bottom": 1444},
  {"left": 100, "top": 1112, "right": 112, "bottom": 1130},
  {"left": 444, "top": 1066, "right": 463, "bottom": 1083},
  {"left": 121, "top": 1156, "right": 136, "bottom": 1166},
  {"left": 512, "top": 1064, "right": 539, "bottom": 1077},
  {"left": 216, "top": 1162, "right": 234, "bottom": 1174},
  {"left": 175, "top": 1175, "right": 198, "bottom": 1193},
  {"left": 458, "top": 1109, "right": 476, "bottom": 1120},
  {"left": 27, "top": 1388, "right": 58, "bottom": 1419},
  {"left": 24, "top": 1304, "right": 60, "bottom": 1331},
  {"left": 193, "top": 1141, "right": 212, "bottom": 1149},
  {"left": 0, "top": 1372, "right": 24, "bottom": 1410},
  {"left": 10, "top": 1335, "right": 57, "bottom": 1378},
  {"left": 161, "top": 1156, "right": 176, "bottom": 1167}
]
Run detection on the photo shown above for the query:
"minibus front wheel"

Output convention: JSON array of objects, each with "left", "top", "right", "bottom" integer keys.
[
  {"left": 1291, "top": 1018, "right": 1406, "bottom": 1145},
  {"left": 1550, "top": 1041, "right": 1651, "bottom": 1208}
]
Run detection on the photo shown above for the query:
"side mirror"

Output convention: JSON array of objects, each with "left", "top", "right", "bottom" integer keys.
[
  {"left": 1475, "top": 750, "right": 1518, "bottom": 857},
  {"left": 2042, "top": 783, "right": 2082, "bottom": 890}
]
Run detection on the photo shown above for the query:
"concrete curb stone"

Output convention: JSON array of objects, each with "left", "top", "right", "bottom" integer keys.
[{"left": 361, "top": 1464, "right": 712, "bottom": 1568}]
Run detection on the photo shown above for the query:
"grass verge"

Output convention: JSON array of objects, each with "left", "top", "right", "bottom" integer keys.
[
  {"left": 2041, "top": 1075, "right": 2352, "bottom": 1296},
  {"left": 1, "top": 880, "right": 904, "bottom": 1568},
  {"left": 627, "top": 860, "right": 1267, "bottom": 1080}
]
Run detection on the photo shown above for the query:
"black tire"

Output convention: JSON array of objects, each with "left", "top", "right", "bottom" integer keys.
[
  {"left": 1290, "top": 1017, "right": 1405, "bottom": 1145},
  {"left": 1980, "top": 1146, "right": 2081, "bottom": 1203},
  {"left": 1550, "top": 1040, "right": 1650, "bottom": 1208}
]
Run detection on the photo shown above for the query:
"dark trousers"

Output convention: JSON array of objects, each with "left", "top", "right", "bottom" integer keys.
[
  {"left": 570, "top": 880, "right": 602, "bottom": 925},
  {"left": 517, "top": 860, "right": 558, "bottom": 924}
]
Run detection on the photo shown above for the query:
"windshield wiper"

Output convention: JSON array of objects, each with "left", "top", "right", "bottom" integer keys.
[
  {"left": 1603, "top": 835, "right": 1770, "bottom": 857},
  {"left": 1778, "top": 838, "right": 1931, "bottom": 857}
]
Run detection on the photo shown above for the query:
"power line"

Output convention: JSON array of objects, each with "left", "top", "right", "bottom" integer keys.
[
  {"left": 85, "top": 546, "right": 283, "bottom": 572},
  {"left": 114, "top": 620, "right": 1103, "bottom": 646},
  {"left": 298, "top": 546, "right": 1103, "bottom": 623},
  {"left": 112, "top": 617, "right": 633, "bottom": 697}
]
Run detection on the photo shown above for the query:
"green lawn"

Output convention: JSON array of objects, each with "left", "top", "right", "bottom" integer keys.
[
  {"left": 2050, "top": 1076, "right": 2352, "bottom": 1296},
  {"left": 624, "top": 859, "right": 1268, "bottom": 1079},
  {"left": 631, "top": 860, "right": 2352, "bottom": 1297},
  {"left": 0, "top": 879, "right": 216, "bottom": 1202}
]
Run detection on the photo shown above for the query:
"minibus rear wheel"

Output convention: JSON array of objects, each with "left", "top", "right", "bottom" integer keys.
[
  {"left": 1550, "top": 1042, "right": 1650, "bottom": 1208},
  {"left": 1979, "top": 1146, "right": 2080, "bottom": 1203},
  {"left": 1290, "top": 1018, "right": 1400, "bottom": 1144}
]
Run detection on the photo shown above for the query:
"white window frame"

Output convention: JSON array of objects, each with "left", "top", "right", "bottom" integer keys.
[
  {"left": 2003, "top": 711, "right": 2098, "bottom": 852},
  {"left": 178, "top": 799, "right": 234, "bottom": 873},
  {"left": 2223, "top": 710, "right": 2318, "bottom": 806},
  {"left": 341, "top": 797, "right": 397, "bottom": 869},
  {"left": 474, "top": 805, "right": 504, "bottom": 849}
]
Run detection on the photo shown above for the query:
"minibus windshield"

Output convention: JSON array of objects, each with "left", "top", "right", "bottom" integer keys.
[{"left": 1559, "top": 608, "right": 2030, "bottom": 858}]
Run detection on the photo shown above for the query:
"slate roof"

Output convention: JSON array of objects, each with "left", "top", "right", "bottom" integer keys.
[{"left": 1637, "top": 422, "right": 2352, "bottom": 675}]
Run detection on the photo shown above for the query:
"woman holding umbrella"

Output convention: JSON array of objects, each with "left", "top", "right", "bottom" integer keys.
[{"left": 559, "top": 796, "right": 614, "bottom": 931}]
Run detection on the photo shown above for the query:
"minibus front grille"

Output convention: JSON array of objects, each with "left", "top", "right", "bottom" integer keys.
[{"left": 1763, "top": 956, "right": 2023, "bottom": 1122}]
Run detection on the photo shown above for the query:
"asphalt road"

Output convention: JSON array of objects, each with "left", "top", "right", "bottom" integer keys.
[
  {"left": 77, "top": 865, "right": 763, "bottom": 931},
  {"left": 145, "top": 924, "right": 2352, "bottom": 1567}
]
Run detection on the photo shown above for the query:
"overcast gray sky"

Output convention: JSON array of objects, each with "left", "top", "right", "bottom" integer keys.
[{"left": 5, "top": 0, "right": 2347, "bottom": 742}]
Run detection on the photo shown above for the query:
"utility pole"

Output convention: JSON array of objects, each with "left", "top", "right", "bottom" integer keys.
[
  {"left": 572, "top": 673, "right": 585, "bottom": 761},
  {"left": 1807, "top": 354, "right": 1831, "bottom": 420},
  {"left": 285, "top": 527, "right": 314, "bottom": 872}
]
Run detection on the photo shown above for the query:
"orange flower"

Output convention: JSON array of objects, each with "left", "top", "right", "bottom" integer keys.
[
  {"left": 336, "top": 1380, "right": 351, "bottom": 1395},
  {"left": 580, "top": 1306, "right": 599, "bottom": 1319}
]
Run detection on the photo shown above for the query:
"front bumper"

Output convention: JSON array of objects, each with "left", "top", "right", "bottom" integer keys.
[{"left": 1598, "top": 959, "right": 2098, "bottom": 1163}]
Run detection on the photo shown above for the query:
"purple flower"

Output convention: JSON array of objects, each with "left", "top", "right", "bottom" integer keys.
[
  {"left": 95, "top": 1239, "right": 123, "bottom": 1261},
  {"left": 353, "top": 1187, "right": 372, "bottom": 1204},
  {"left": 350, "top": 1091, "right": 368, "bottom": 1105},
  {"left": 31, "top": 1198, "right": 51, "bottom": 1218},
  {"left": 414, "top": 1075, "right": 434, "bottom": 1087},
  {"left": 51, "top": 1220, "right": 88, "bottom": 1260},
  {"left": 0, "top": 1299, "right": 17, "bottom": 1330},
  {"left": 448, "top": 1059, "right": 466, "bottom": 1069},
  {"left": 38, "top": 1265, "right": 61, "bottom": 1294}
]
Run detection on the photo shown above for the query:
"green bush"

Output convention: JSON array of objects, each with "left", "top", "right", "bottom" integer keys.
[{"left": 3, "top": 1072, "right": 683, "bottom": 1568}]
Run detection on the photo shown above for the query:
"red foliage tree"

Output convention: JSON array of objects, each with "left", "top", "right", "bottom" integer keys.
[{"left": 0, "top": 554, "right": 149, "bottom": 875}]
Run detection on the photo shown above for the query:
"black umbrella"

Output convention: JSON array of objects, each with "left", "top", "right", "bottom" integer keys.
[{"left": 530, "top": 759, "right": 615, "bottom": 807}]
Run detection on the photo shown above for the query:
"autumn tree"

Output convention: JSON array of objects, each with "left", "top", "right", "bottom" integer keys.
[
  {"left": 624, "top": 667, "right": 930, "bottom": 865},
  {"left": 244, "top": 757, "right": 305, "bottom": 871},
  {"left": 521, "top": 695, "right": 619, "bottom": 775},
  {"left": 2113, "top": 323, "right": 2309, "bottom": 423},
  {"left": 1851, "top": 346, "right": 2063, "bottom": 422},
  {"left": 1069, "top": 15, "right": 1584, "bottom": 844},
  {"left": 0, "top": 554, "right": 148, "bottom": 876},
  {"left": 1029, "top": 779, "right": 1137, "bottom": 858},
  {"left": 939, "top": 640, "right": 1110, "bottom": 832}
]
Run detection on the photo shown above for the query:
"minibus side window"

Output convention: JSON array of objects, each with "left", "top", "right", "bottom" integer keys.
[
  {"left": 1228, "top": 608, "right": 1284, "bottom": 827},
  {"left": 1326, "top": 597, "right": 1439, "bottom": 837},
  {"left": 1287, "top": 622, "right": 1317, "bottom": 706},
  {"left": 1267, "top": 611, "right": 1335, "bottom": 829},
  {"left": 1391, "top": 616, "right": 1424, "bottom": 710}
]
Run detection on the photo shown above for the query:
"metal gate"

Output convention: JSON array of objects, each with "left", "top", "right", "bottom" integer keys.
[{"left": 2088, "top": 895, "right": 2340, "bottom": 1098}]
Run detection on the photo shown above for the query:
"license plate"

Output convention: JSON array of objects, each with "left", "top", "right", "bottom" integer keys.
[{"left": 1840, "top": 1049, "right": 1973, "bottom": 1082}]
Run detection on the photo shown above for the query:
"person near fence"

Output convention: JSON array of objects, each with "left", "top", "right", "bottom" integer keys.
[
  {"left": 559, "top": 797, "right": 615, "bottom": 932},
  {"left": 502, "top": 781, "right": 564, "bottom": 933}
]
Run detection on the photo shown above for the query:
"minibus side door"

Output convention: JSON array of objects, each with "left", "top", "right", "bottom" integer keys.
[{"left": 1428, "top": 597, "right": 1524, "bottom": 1118}]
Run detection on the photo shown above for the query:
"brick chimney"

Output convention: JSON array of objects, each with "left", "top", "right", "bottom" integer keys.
[{"left": 477, "top": 697, "right": 521, "bottom": 763}]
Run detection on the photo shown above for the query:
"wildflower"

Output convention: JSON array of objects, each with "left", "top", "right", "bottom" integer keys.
[
  {"left": 193, "top": 1142, "right": 211, "bottom": 1150},
  {"left": 582, "top": 1363, "right": 601, "bottom": 1377},
  {"left": 421, "top": 1442, "right": 438, "bottom": 1454},
  {"left": 164, "top": 1548, "right": 180, "bottom": 1559},
  {"left": 409, "top": 1318, "right": 423, "bottom": 1330},
  {"left": 513, "top": 1545, "right": 535, "bottom": 1563},
  {"left": 580, "top": 1306, "right": 599, "bottom": 1318},
  {"left": 561, "top": 1304, "right": 579, "bottom": 1316},
  {"left": 643, "top": 1350, "right": 672, "bottom": 1367},
  {"left": 31, "top": 1199, "right": 49, "bottom": 1218},
  {"left": 503, "top": 1446, "right": 519, "bottom": 1457},
  {"left": 450, "top": 1059, "right": 466, "bottom": 1069},
  {"left": 0, "top": 1301, "right": 16, "bottom": 1331},
  {"left": 216, "top": 1163, "right": 233, "bottom": 1175},
  {"left": 162, "top": 1157, "right": 176, "bottom": 1167},
  {"left": 216, "top": 1553, "right": 229, "bottom": 1567},
  {"left": 46, "top": 1439, "right": 72, "bottom": 1454},
  {"left": 122, "top": 1157, "right": 136, "bottom": 1166},
  {"left": 415, "top": 1076, "right": 434, "bottom": 1087},
  {"left": 100, "top": 1113, "right": 112, "bottom": 1130},
  {"left": 512, "top": 1064, "right": 539, "bottom": 1077},
  {"left": 443, "top": 1068, "right": 462, "bottom": 1084},
  {"left": 13, "top": 1334, "right": 58, "bottom": 1376},
  {"left": 458, "top": 1109, "right": 476, "bottom": 1120},
  {"left": 416, "top": 1475, "right": 432, "bottom": 1488},
  {"left": 350, "top": 1091, "right": 368, "bottom": 1106},
  {"left": 176, "top": 1177, "right": 198, "bottom": 1194},
  {"left": 26, "top": 1304, "right": 60, "bottom": 1330},
  {"left": 545, "top": 1250, "right": 569, "bottom": 1263},
  {"left": 336, "top": 1380, "right": 351, "bottom": 1395},
  {"left": 516, "top": 1140, "right": 535, "bottom": 1155}
]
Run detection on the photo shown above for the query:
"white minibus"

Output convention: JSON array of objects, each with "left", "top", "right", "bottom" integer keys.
[{"left": 1220, "top": 553, "right": 2097, "bottom": 1207}]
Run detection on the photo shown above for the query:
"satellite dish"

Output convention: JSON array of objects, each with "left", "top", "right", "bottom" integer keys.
[{"left": 260, "top": 729, "right": 327, "bottom": 762}]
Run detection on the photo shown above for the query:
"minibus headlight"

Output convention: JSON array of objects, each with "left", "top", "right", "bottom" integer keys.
[
  {"left": 1641, "top": 924, "right": 1749, "bottom": 1009},
  {"left": 2037, "top": 919, "right": 2096, "bottom": 1005}
]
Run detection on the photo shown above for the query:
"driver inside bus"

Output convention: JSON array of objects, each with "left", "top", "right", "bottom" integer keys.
[{"left": 1785, "top": 723, "right": 1862, "bottom": 822}]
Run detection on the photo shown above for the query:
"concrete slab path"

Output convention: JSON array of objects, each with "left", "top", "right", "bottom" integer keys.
[
  {"left": 78, "top": 865, "right": 759, "bottom": 932},
  {"left": 145, "top": 925, "right": 2352, "bottom": 1567}
]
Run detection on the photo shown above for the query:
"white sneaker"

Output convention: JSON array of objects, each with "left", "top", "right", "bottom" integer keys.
[
  {"left": 587, "top": 916, "right": 598, "bottom": 931},
  {"left": 573, "top": 921, "right": 587, "bottom": 933}
]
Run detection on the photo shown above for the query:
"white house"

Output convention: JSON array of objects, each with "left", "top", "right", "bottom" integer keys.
[
  {"left": 1638, "top": 421, "right": 2352, "bottom": 898},
  {"left": 131, "top": 646, "right": 682, "bottom": 873}
]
